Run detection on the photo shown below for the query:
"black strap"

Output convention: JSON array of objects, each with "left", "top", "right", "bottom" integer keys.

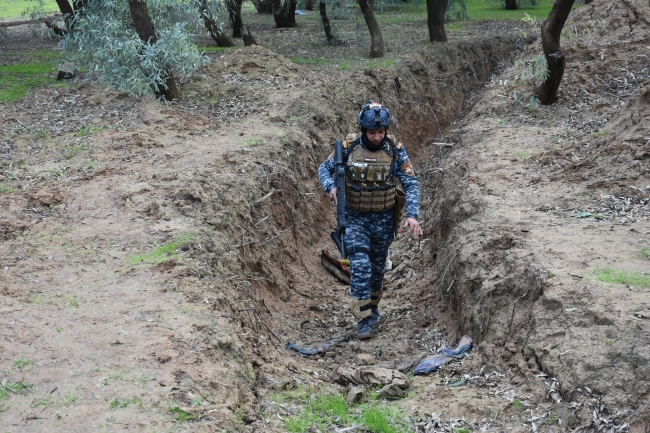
[{"left": 346, "top": 244, "right": 370, "bottom": 255}]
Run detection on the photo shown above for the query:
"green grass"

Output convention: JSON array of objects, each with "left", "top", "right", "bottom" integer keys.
[
  {"left": 512, "top": 398, "right": 523, "bottom": 409},
  {"left": 59, "top": 389, "right": 79, "bottom": 407},
  {"left": 376, "top": 0, "right": 570, "bottom": 22},
  {"left": 107, "top": 396, "right": 142, "bottom": 410},
  {"left": 596, "top": 268, "right": 650, "bottom": 289},
  {"left": 284, "top": 392, "right": 409, "bottom": 433},
  {"left": 127, "top": 234, "right": 195, "bottom": 265},
  {"left": 638, "top": 247, "right": 649, "bottom": 260},
  {"left": 0, "top": 57, "right": 66, "bottom": 103},
  {"left": 76, "top": 126, "right": 102, "bottom": 137},
  {"left": 170, "top": 405, "right": 196, "bottom": 421},
  {"left": 0, "top": 0, "right": 58, "bottom": 20},
  {"left": 0, "top": 183, "right": 13, "bottom": 193},
  {"left": 13, "top": 357, "right": 33, "bottom": 369},
  {"left": 198, "top": 45, "right": 237, "bottom": 52}
]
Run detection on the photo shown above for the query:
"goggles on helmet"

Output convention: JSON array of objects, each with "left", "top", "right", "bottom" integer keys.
[{"left": 357, "top": 101, "right": 390, "bottom": 130}]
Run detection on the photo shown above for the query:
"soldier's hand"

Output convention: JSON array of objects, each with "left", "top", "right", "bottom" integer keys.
[
  {"left": 403, "top": 218, "right": 422, "bottom": 239},
  {"left": 329, "top": 187, "right": 338, "bottom": 205}
]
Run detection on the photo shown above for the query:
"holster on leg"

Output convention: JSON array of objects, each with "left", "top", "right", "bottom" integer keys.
[
  {"left": 350, "top": 297, "right": 372, "bottom": 321},
  {"left": 370, "top": 286, "right": 383, "bottom": 306}
]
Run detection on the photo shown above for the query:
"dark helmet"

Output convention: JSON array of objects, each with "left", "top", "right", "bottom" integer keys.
[{"left": 357, "top": 101, "right": 390, "bottom": 130}]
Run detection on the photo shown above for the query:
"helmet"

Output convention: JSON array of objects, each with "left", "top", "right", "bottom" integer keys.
[{"left": 357, "top": 101, "right": 390, "bottom": 130}]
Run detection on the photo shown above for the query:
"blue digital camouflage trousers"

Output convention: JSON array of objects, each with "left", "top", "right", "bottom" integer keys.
[{"left": 345, "top": 209, "right": 394, "bottom": 301}]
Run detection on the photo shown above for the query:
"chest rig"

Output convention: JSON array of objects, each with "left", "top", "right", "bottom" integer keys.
[{"left": 345, "top": 135, "right": 397, "bottom": 212}]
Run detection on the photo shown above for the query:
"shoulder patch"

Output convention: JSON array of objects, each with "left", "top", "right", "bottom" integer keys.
[
  {"left": 401, "top": 161, "right": 414, "bottom": 176},
  {"left": 397, "top": 142, "right": 404, "bottom": 150}
]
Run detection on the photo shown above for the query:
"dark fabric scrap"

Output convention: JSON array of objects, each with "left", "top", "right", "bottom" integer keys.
[
  {"left": 413, "top": 335, "right": 473, "bottom": 375},
  {"left": 287, "top": 333, "right": 352, "bottom": 356}
]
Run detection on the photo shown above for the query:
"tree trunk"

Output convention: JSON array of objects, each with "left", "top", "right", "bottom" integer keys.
[
  {"left": 128, "top": 0, "right": 179, "bottom": 101},
  {"left": 53, "top": 0, "right": 74, "bottom": 33},
  {"left": 289, "top": 0, "right": 297, "bottom": 26},
  {"left": 505, "top": 0, "right": 518, "bottom": 10},
  {"left": 358, "top": 0, "right": 384, "bottom": 57},
  {"left": 319, "top": 0, "right": 338, "bottom": 45},
  {"left": 305, "top": 0, "right": 315, "bottom": 11},
  {"left": 536, "top": 0, "right": 575, "bottom": 105},
  {"left": 272, "top": 0, "right": 297, "bottom": 27},
  {"left": 227, "top": 0, "right": 243, "bottom": 37},
  {"left": 199, "top": 0, "right": 235, "bottom": 46},
  {"left": 426, "top": 0, "right": 447, "bottom": 42},
  {"left": 241, "top": 25, "right": 257, "bottom": 46}
]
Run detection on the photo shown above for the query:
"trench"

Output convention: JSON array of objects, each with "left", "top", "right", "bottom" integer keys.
[{"left": 177, "top": 35, "right": 534, "bottom": 428}]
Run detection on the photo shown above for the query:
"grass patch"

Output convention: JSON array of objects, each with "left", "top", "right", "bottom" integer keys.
[
  {"left": 0, "top": 50, "right": 67, "bottom": 103},
  {"left": 0, "top": 183, "right": 13, "bottom": 193},
  {"left": 516, "top": 151, "right": 531, "bottom": 158},
  {"left": 107, "top": 396, "right": 142, "bottom": 410},
  {"left": 0, "top": 0, "right": 59, "bottom": 20},
  {"left": 198, "top": 45, "right": 237, "bottom": 52},
  {"left": 170, "top": 405, "right": 196, "bottom": 421},
  {"left": 595, "top": 268, "right": 650, "bottom": 289},
  {"left": 13, "top": 357, "right": 33, "bottom": 370},
  {"left": 127, "top": 234, "right": 195, "bottom": 265},
  {"left": 59, "top": 389, "right": 79, "bottom": 407},
  {"left": 638, "top": 247, "right": 649, "bottom": 260},
  {"left": 31, "top": 394, "right": 54, "bottom": 408},
  {"left": 367, "top": 58, "right": 398, "bottom": 68},
  {"left": 284, "top": 392, "right": 409, "bottom": 433},
  {"left": 512, "top": 398, "right": 523, "bottom": 409},
  {"left": 76, "top": 126, "right": 102, "bottom": 137},
  {"left": 66, "top": 295, "right": 81, "bottom": 308}
]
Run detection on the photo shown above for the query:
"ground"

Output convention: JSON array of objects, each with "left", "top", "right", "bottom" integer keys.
[{"left": 0, "top": 0, "right": 649, "bottom": 432}]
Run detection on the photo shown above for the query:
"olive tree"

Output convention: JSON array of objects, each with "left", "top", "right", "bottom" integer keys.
[
  {"left": 63, "top": 0, "right": 209, "bottom": 100},
  {"left": 537, "top": 0, "right": 576, "bottom": 104}
]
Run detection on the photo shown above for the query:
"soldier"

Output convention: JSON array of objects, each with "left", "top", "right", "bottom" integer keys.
[{"left": 318, "top": 101, "right": 422, "bottom": 339}]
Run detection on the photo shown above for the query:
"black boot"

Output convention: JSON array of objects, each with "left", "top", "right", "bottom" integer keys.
[{"left": 357, "top": 316, "right": 374, "bottom": 340}]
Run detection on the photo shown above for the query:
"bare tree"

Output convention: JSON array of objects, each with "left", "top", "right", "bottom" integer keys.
[
  {"left": 319, "top": 0, "right": 340, "bottom": 45},
  {"left": 536, "top": 0, "right": 576, "bottom": 104},
  {"left": 272, "top": 0, "right": 297, "bottom": 27},
  {"left": 426, "top": 0, "right": 447, "bottom": 42},
  {"left": 127, "top": 0, "right": 179, "bottom": 100},
  {"left": 227, "top": 0, "right": 243, "bottom": 37},
  {"left": 198, "top": 0, "right": 236, "bottom": 46},
  {"left": 358, "top": 0, "right": 384, "bottom": 57}
]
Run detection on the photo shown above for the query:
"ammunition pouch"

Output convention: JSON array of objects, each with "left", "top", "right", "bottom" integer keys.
[
  {"left": 393, "top": 188, "right": 406, "bottom": 237},
  {"left": 347, "top": 184, "right": 396, "bottom": 212},
  {"left": 350, "top": 297, "right": 372, "bottom": 320}
]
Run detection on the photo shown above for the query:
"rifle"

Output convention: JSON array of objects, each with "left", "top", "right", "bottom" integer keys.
[{"left": 330, "top": 139, "right": 348, "bottom": 257}]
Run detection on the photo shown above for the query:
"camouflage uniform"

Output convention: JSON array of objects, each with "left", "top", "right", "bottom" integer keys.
[{"left": 318, "top": 134, "right": 420, "bottom": 320}]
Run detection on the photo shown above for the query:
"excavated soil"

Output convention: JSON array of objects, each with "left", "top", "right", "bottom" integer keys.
[{"left": 0, "top": 0, "right": 649, "bottom": 432}]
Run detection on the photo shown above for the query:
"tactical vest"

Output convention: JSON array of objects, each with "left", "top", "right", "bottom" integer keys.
[{"left": 345, "top": 134, "right": 397, "bottom": 212}]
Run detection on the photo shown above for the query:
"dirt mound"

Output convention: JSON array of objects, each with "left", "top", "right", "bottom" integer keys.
[
  {"left": 417, "top": 1, "right": 650, "bottom": 428},
  {"left": 569, "top": 0, "right": 650, "bottom": 43}
]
